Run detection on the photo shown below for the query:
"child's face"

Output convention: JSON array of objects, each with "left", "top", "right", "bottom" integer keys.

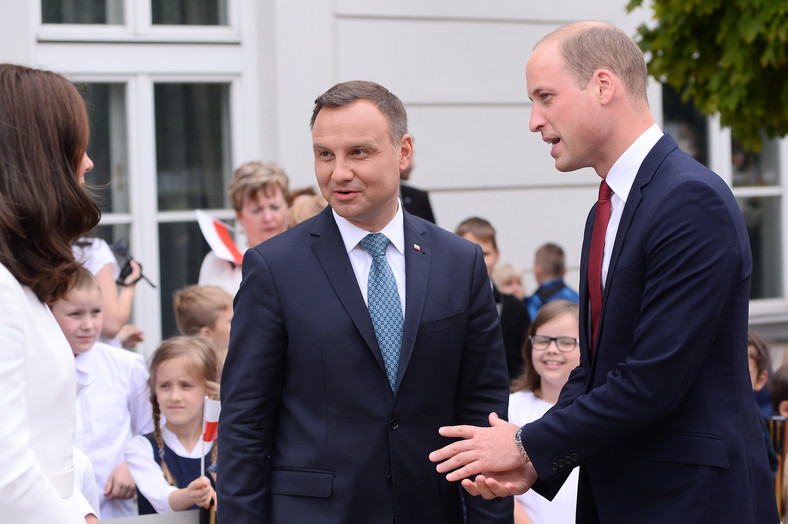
[
  {"left": 154, "top": 356, "right": 207, "bottom": 433},
  {"left": 461, "top": 233, "right": 500, "bottom": 278},
  {"left": 204, "top": 306, "right": 233, "bottom": 349},
  {"left": 51, "top": 287, "right": 103, "bottom": 356},
  {"left": 747, "top": 345, "right": 768, "bottom": 391},
  {"left": 531, "top": 312, "right": 580, "bottom": 390},
  {"left": 499, "top": 277, "right": 525, "bottom": 301}
]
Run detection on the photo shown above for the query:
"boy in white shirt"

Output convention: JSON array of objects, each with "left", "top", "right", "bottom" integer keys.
[{"left": 51, "top": 267, "right": 154, "bottom": 518}]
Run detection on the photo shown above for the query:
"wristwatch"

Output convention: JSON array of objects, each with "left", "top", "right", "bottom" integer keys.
[{"left": 514, "top": 426, "right": 531, "bottom": 464}]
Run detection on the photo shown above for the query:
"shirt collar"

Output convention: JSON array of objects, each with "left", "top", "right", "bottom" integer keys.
[
  {"left": 332, "top": 200, "right": 405, "bottom": 255},
  {"left": 605, "top": 123, "right": 663, "bottom": 203}
]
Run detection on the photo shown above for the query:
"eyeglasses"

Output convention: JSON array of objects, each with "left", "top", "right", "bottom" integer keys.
[{"left": 530, "top": 335, "right": 579, "bottom": 352}]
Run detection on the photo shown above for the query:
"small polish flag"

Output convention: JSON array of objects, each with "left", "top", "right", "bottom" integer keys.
[
  {"left": 202, "top": 397, "right": 221, "bottom": 443},
  {"left": 196, "top": 210, "right": 244, "bottom": 265},
  {"left": 413, "top": 244, "right": 421, "bottom": 252}
]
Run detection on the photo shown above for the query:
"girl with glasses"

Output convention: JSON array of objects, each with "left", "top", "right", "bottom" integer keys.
[{"left": 509, "top": 300, "right": 580, "bottom": 524}]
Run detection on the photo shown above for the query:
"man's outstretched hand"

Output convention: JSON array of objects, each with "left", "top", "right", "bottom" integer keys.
[{"left": 429, "top": 412, "right": 538, "bottom": 498}]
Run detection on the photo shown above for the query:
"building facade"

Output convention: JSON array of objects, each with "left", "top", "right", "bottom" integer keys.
[{"left": 1, "top": 0, "right": 785, "bottom": 353}]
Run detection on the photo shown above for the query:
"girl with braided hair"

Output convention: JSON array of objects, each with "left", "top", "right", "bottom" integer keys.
[{"left": 125, "top": 336, "right": 219, "bottom": 515}]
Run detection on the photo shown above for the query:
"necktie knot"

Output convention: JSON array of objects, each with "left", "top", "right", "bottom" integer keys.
[
  {"left": 598, "top": 180, "right": 612, "bottom": 202},
  {"left": 360, "top": 233, "right": 389, "bottom": 258}
]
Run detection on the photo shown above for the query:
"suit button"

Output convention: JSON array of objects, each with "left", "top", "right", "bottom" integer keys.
[
  {"left": 390, "top": 418, "right": 399, "bottom": 429},
  {"left": 551, "top": 462, "right": 559, "bottom": 471},
  {"left": 386, "top": 473, "right": 392, "bottom": 481},
  {"left": 571, "top": 453, "right": 579, "bottom": 462},
  {"left": 558, "top": 459, "right": 565, "bottom": 467},
  {"left": 565, "top": 455, "right": 572, "bottom": 463}
]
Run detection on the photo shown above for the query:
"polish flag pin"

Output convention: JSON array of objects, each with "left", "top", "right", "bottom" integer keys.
[{"left": 413, "top": 244, "right": 421, "bottom": 252}]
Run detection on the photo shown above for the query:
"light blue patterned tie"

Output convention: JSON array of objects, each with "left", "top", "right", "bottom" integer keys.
[{"left": 360, "top": 233, "right": 403, "bottom": 390}]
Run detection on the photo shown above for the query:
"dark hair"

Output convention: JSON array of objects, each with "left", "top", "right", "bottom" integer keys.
[
  {"left": 511, "top": 300, "right": 579, "bottom": 394},
  {"left": 455, "top": 216, "right": 497, "bottom": 250},
  {"left": 310, "top": 80, "right": 408, "bottom": 146},
  {"left": 771, "top": 363, "right": 788, "bottom": 414},
  {"left": 748, "top": 329, "right": 772, "bottom": 376},
  {"left": 0, "top": 64, "right": 101, "bottom": 303}
]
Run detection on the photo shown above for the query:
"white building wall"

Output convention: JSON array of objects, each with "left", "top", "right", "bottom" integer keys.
[{"left": 266, "top": 0, "right": 653, "bottom": 293}]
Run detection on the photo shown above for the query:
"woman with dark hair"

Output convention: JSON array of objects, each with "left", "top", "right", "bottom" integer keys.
[{"left": 0, "top": 63, "right": 102, "bottom": 523}]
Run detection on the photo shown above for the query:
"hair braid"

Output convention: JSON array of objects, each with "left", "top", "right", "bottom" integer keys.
[{"left": 151, "top": 397, "right": 177, "bottom": 486}]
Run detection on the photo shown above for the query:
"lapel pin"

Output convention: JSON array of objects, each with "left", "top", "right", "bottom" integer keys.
[{"left": 413, "top": 244, "right": 421, "bottom": 252}]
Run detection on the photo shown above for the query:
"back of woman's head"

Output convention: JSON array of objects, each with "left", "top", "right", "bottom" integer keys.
[{"left": 0, "top": 64, "right": 100, "bottom": 303}]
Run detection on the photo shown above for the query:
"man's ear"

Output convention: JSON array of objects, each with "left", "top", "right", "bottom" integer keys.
[
  {"left": 398, "top": 134, "right": 414, "bottom": 172},
  {"left": 594, "top": 69, "right": 616, "bottom": 106},
  {"left": 199, "top": 326, "right": 212, "bottom": 338}
]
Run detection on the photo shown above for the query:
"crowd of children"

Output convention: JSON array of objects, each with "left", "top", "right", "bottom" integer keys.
[{"left": 51, "top": 266, "right": 231, "bottom": 519}]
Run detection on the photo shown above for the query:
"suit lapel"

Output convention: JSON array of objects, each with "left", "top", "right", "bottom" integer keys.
[
  {"left": 310, "top": 208, "right": 386, "bottom": 371},
  {"left": 398, "top": 213, "right": 431, "bottom": 389},
  {"left": 596, "top": 134, "right": 677, "bottom": 355}
]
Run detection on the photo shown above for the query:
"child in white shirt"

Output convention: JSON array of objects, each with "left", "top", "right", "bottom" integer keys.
[{"left": 51, "top": 267, "right": 154, "bottom": 518}]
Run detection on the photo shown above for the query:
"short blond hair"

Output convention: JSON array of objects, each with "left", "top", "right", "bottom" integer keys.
[
  {"left": 539, "top": 21, "right": 648, "bottom": 105},
  {"left": 227, "top": 161, "right": 289, "bottom": 212},
  {"left": 174, "top": 285, "right": 233, "bottom": 335}
]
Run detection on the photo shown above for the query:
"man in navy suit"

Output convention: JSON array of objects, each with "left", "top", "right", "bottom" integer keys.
[
  {"left": 217, "top": 81, "right": 512, "bottom": 523},
  {"left": 430, "top": 22, "right": 779, "bottom": 523}
]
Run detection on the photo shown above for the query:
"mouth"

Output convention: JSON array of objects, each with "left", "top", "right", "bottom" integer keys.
[
  {"left": 544, "top": 136, "right": 561, "bottom": 157},
  {"left": 542, "top": 359, "right": 566, "bottom": 367},
  {"left": 332, "top": 189, "right": 360, "bottom": 201}
]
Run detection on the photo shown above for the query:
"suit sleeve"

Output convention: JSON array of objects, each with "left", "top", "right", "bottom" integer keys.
[
  {"left": 523, "top": 178, "right": 748, "bottom": 481},
  {"left": 456, "top": 245, "right": 515, "bottom": 523},
  {"left": 217, "top": 248, "right": 286, "bottom": 523}
]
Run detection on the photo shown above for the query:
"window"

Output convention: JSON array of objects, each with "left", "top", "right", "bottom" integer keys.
[
  {"left": 82, "top": 83, "right": 129, "bottom": 214},
  {"left": 662, "top": 83, "right": 783, "bottom": 301},
  {"left": 151, "top": 0, "right": 227, "bottom": 25},
  {"left": 155, "top": 82, "right": 233, "bottom": 338},
  {"left": 41, "top": 0, "right": 124, "bottom": 24}
]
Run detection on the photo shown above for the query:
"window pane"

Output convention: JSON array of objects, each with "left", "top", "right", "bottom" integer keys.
[
  {"left": 732, "top": 137, "right": 781, "bottom": 187},
  {"left": 159, "top": 222, "right": 211, "bottom": 339},
  {"left": 662, "top": 83, "right": 709, "bottom": 167},
  {"left": 42, "top": 0, "right": 124, "bottom": 23},
  {"left": 82, "top": 83, "right": 129, "bottom": 214},
  {"left": 739, "top": 196, "right": 782, "bottom": 299},
  {"left": 154, "top": 83, "right": 232, "bottom": 211},
  {"left": 151, "top": 0, "right": 227, "bottom": 25}
]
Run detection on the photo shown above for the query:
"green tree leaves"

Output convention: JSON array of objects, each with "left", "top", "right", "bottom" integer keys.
[{"left": 627, "top": 0, "right": 788, "bottom": 151}]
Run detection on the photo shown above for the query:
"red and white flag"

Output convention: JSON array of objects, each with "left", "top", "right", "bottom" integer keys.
[
  {"left": 202, "top": 396, "right": 221, "bottom": 443},
  {"left": 196, "top": 210, "right": 243, "bottom": 265}
]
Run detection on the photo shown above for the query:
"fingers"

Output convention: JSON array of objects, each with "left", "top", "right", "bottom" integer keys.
[
  {"left": 461, "top": 475, "right": 500, "bottom": 500},
  {"left": 488, "top": 412, "right": 504, "bottom": 426},
  {"left": 104, "top": 477, "right": 114, "bottom": 498}
]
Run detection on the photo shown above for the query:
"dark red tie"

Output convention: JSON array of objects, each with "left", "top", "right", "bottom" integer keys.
[{"left": 589, "top": 180, "right": 612, "bottom": 352}]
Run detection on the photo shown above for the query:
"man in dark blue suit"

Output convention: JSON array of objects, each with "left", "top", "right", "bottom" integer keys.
[
  {"left": 217, "top": 81, "right": 512, "bottom": 523},
  {"left": 431, "top": 22, "right": 779, "bottom": 523}
]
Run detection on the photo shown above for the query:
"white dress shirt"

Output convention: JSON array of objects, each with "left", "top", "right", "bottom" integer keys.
[
  {"left": 601, "top": 124, "right": 663, "bottom": 287},
  {"left": 74, "top": 341, "right": 153, "bottom": 518},
  {"left": 332, "top": 203, "right": 406, "bottom": 316}
]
